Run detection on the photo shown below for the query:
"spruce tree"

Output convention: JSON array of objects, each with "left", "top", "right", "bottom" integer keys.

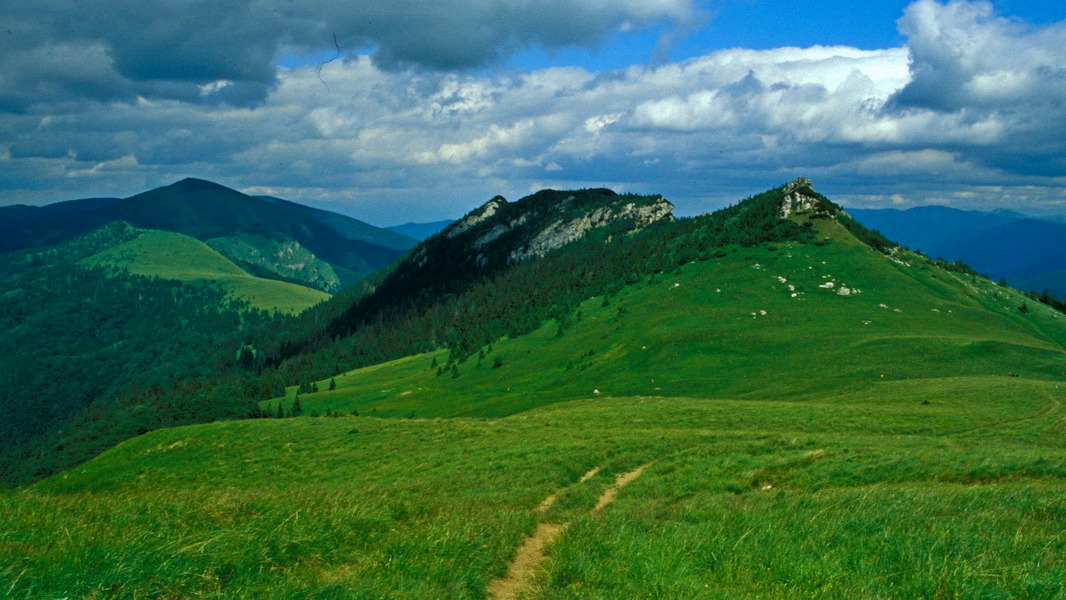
[
  {"left": 329, "top": 377, "right": 336, "bottom": 391},
  {"left": 275, "top": 403, "right": 283, "bottom": 419},
  {"left": 292, "top": 395, "right": 303, "bottom": 416},
  {"left": 451, "top": 364, "right": 460, "bottom": 378}
]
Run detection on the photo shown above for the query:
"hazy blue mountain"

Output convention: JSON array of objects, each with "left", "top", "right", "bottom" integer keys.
[
  {"left": 386, "top": 220, "right": 455, "bottom": 240},
  {"left": 255, "top": 196, "right": 417, "bottom": 250},
  {"left": 848, "top": 205, "right": 1066, "bottom": 296}
]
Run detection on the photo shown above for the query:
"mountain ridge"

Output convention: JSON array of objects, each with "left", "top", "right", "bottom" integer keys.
[{"left": 0, "top": 178, "right": 416, "bottom": 292}]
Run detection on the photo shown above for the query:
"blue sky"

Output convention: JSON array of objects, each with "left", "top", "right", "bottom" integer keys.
[{"left": 1, "top": 0, "right": 1065, "bottom": 225}]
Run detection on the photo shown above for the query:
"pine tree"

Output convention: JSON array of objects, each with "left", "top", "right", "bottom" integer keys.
[
  {"left": 329, "top": 377, "right": 336, "bottom": 391},
  {"left": 451, "top": 364, "right": 460, "bottom": 378},
  {"left": 275, "top": 403, "right": 283, "bottom": 419},
  {"left": 311, "top": 381, "right": 319, "bottom": 393},
  {"left": 430, "top": 357, "right": 438, "bottom": 369},
  {"left": 292, "top": 395, "right": 303, "bottom": 416}
]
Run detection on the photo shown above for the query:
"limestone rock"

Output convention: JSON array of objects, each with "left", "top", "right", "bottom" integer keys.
[
  {"left": 444, "top": 196, "right": 507, "bottom": 239},
  {"left": 509, "top": 197, "right": 673, "bottom": 262},
  {"left": 778, "top": 177, "right": 821, "bottom": 218}
]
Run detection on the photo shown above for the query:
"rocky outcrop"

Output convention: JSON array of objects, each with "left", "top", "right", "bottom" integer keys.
[
  {"left": 778, "top": 177, "right": 821, "bottom": 218},
  {"left": 207, "top": 234, "right": 341, "bottom": 292},
  {"left": 509, "top": 196, "right": 673, "bottom": 262},
  {"left": 444, "top": 196, "right": 507, "bottom": 239}
]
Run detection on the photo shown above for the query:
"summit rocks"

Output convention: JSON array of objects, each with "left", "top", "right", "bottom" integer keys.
[{"left": 778, "top": 177, "right": 821, "bottom": 218}]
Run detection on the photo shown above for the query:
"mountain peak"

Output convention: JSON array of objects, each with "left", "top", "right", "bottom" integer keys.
[
  {"left": 778, "top": 177, "right": 823, "bottom": 218},
  {"left": 167, "top": 177, "right": 240, "bottom": 194}
]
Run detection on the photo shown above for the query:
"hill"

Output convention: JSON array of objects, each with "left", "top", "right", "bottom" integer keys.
[
  {"left": 848, "top": 205, "right": 1066, "bottom": 297},
  {"left": 2, "top": 179, "right": 1063, "bottom": 598},
  {"left": 276, "top": 183, "right": 1065, "bottom": 419},
  {"left": 81, "top": 225, "right": 330, "bottom": 314},
  {"left": 0, "top": 224, "right": 280, "bottom": 459},
  {"left": 0, "top": 178, "right": 416, "bottom": 292}
]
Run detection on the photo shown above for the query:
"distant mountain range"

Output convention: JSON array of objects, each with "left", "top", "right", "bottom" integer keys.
[
  {"left": 848, "top": 205, "right": 1066, "bottom": 297},
  {"left": 386, "top": 220, "right": 454, "bottom": 240},
  {"left": 0, "top": 178, "right": 417, "bottom": 292}
]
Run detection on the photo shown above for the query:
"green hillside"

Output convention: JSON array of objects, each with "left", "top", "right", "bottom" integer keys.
[
  {"left": 274, "top": 214, "right": 1065, "bottom": 419},
  {"left": 0, "top": 224, "right": 281, "bottom": 462},
  {"left": 83, "top": 228, "right": 330, "bottom": 314}
]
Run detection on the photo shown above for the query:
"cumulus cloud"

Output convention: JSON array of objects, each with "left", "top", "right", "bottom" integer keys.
[
  {"left": 0, "top": 0, "right": 696, "bottom": 112},
  {"left": 1, "top": 0, "right": 1065, "bottom": 222}
]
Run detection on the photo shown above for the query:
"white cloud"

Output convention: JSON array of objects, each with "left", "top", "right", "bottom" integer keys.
[{"left": 1, "top": 1, "right": 1065, "bottom": 223}]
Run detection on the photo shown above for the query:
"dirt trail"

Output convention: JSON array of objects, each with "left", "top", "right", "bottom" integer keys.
[
  {"left": 534, "top": 467, "right": 600, "bottom": 514},
  {"left": 486, "top": 523, "right": 568, "bottom": 600},
  {"left": 487, "top": 463, "right": 653, "bottom": 600},
  {"left": 594, "top": 463, "right": 651, "bottom": 512}
]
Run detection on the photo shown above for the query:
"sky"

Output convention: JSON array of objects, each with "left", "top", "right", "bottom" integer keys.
[{"left": 1, "top": 0, "right": 1065, "bottom": 225}]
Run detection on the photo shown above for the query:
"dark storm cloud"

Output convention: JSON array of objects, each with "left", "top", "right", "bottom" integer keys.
[{"left": 0, "top": 0, "right": 695, "bottom": 112}]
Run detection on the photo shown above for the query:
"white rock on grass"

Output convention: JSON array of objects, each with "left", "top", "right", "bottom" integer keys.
[{"left": 819, "top": 282, "right": 835, "bottom": 289}]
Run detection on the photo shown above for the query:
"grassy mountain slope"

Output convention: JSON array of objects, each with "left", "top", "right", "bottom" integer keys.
[
  {"left": 2, "top": 181, "right": 1063, "bottom": 598},
  {"left": 82, "top": 228, "right": 329, "bottom": 314},
  {"left": 276, "top": 213, "right": 1065, "bottom": 419}
]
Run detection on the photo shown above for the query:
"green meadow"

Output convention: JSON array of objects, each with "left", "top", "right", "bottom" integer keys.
[
  {"left": 2, "top": 382, "right": 1062, "bottom": 598},
  {"left": 82, "top": 229, "right": 329, "bottom": 314},
  {"left": 3, "top": 215, "right": 1063, "bottom": 598}
]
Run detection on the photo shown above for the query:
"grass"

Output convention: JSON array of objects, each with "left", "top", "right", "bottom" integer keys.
[
  {"left": 2, "top": 382, "right": 1063, "bottom": 598},
  {"left": 82, "top": 229, "right": 330, "bottom": 314},
  {"left": 2, "top": 217, "right": 1063, "bottom": 598}
]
